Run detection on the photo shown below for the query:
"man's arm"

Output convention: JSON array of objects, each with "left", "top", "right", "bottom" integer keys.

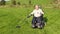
[
  {"left": 40, "top": 9, "right": 44, "bottom": 14},
  {"left": 27, "top": 11, "right": 34, "bottom": 18}
]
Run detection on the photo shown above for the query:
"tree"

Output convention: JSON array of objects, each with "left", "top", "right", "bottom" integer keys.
[
  {"left": 29, "top": 0, "right": 31, "bottom": 5},
  {"left": 17, "top": 2, "right": 21, "bottom": 5},
  {"left": 0, "top": 0, "right": 6, "bottom": 5},
  {"left": 12, "top": 0, "right": 16, "bottom": 5}
]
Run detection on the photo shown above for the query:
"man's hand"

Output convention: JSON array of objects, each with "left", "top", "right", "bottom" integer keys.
[
  {"left": 27, "top": 14, "right": 33, "bottom": 18},
  {"left": 27, "top": 16, "right": 30, "bottom": 18}
]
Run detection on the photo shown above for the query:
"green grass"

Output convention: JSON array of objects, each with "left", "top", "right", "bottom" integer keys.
[
  {"left": 0, "top": 7, "right": 60, "bottom": 34},
  {"left": 0, "top": 0, "right": 60, "bottom": 34}
]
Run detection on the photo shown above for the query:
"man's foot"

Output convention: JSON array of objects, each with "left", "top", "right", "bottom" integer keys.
[
  {"left": 32, "top": 25, "right": 37, "bottom": 29},
  {"left": 37, "top": 26, "right": 40, "bottom": 29},
  {"left": 37, "top": 25, "right": 43, "bottom": 29}
]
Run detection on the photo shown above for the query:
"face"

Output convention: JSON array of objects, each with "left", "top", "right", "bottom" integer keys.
[{"left": 35, "top": 5, "right": 39, "bottom": 10}]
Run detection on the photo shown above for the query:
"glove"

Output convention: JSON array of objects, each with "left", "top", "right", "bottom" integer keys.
[
  {"left": 27, "top": 14, "right": 33, "bottom": 18},
  {"left": 27, "top": 16, "right": 30, "bottom": 18}
]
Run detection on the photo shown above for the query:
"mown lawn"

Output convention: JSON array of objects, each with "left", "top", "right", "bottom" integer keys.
[{"left": 0, "top": 6, "right": 60, "bottom": 34}]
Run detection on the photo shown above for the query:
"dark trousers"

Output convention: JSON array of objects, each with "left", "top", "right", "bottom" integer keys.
[{"left": 32, "top": 15, "right": 44, "bottom": 28}]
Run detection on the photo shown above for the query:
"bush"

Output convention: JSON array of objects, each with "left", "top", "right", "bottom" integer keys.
[
  {"left": 29, "top": 0, "right": 31, "bottom": 5},
  {"left": 12, "top": 0, "right": 16, "bottom": 5},
  {"left": 17, "top": 2, "right": 21, "bottom": 5},
  {"left": 0, "top": 0, "right": 6, "bottom": 5}
]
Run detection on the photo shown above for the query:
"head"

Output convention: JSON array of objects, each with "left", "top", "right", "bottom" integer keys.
[{"left": 34, "top": 5, "right": 40, "bottom": 10}]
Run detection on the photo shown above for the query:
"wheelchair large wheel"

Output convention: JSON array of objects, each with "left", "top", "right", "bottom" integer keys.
[{"left": 40, "top": 21, "right": 45, "bottom": 29}]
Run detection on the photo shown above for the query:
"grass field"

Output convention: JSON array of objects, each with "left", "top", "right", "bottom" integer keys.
[{"left": 0, "top": 0, "right": 60, "bottom": 34}]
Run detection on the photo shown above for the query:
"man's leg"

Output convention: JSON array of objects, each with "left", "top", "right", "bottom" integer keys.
[
  {"left": 36, "top": 23, "right": 40, "bottom": 28},
  {"left": 40, "top": 15, "right": 45, "bottom": 29},
  {"left": 32, "top": 23, "right": 36, "bottom": 28},
  {"left": 36, "top": 17, "right": 41, "bottom": 28},
  {"left": 36, "top": 17, "right": 43, "bottom": 29},
  {"left": 36, "top": 22, "right": 43, "bottom": 29},
  {"left": 32, "top": 17, "right": 36, "bottom": 28}
]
